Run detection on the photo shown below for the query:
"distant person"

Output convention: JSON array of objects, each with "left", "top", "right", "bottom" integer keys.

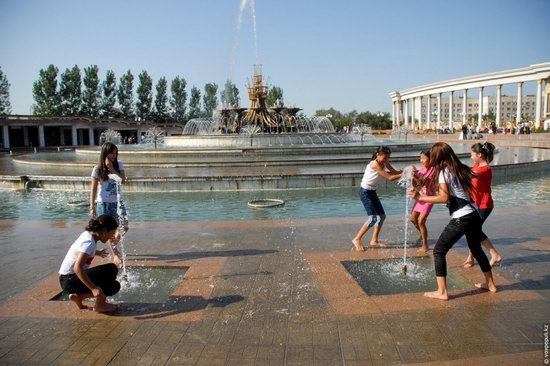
[
  {"left": 352, "top": 146, "right": 402, "bottom": 251},
  {"left": 58, "top": 215, "right": 121, "bottom": 313},
  {"left": 409, "top": 142, "right": 496, "bottom": 300},
  {"left": 461, "top": 124, "right": 467, "bottom": 140},
  {"left": 410, "top": 149, "right": 435, "bottom": 253},
  {"left": 467, "top": 125, "right": 473, "bottom": 140},
  {"left": 89, "top": 142, "right": 127, "bottom": 266},
  {"left": 463, "top": 142, "right": 502, "bottom": 268}
]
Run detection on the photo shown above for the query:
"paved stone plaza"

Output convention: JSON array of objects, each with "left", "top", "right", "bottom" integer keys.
[{"left": 0, "top": 199, "right": 548, "bottom": 365}]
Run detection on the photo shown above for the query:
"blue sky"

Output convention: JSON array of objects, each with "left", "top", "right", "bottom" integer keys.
[{"left": 1, "top": 0, "right": 549, "bottom": 115}]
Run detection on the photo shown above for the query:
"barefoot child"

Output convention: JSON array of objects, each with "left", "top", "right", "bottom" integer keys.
[
  {"left": 409, "top": 142, "right": 496, "bottom": 300},
  {"left": 463, "top": 142, "right": 502, "bottom": 267},
  {"left": 410, "top": 149, "right": 435, "bottom": 253},
  {"left": 352, "top": 146, "right": 402, "bottom": 251},
  {"left": 58, "top": 215, "right": 121, "bottom": 313},
  {"left": 90, "top": 142, "right": 127, "bottom": 266}
]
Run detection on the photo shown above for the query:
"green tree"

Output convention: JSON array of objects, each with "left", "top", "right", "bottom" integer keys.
[
  {"left": 153, "top": 77, "right": 169, "bottom": 123},
  {"left": 117, "top": 70, "right": 134, "bottom": 119},
  {"left": 0, "top": 67, "right": 11, "bottom": 115},
  {"left": 266, "top": 86, "right": 284, "bottom": 107},
  {"left": 356, "top": 111, "right": 392, "bottom": 130},
  {"left": 188, "top": 86, "right": 201, "bottom": 119},
  {"left": 136, "top": 70, "right": 153, "bottom": 120},
  {"left": 203, "top": 83, "right": 218, "bottom": 116},
  {"left": 315, "top": 108, "right": 344, "bottom": 121},
  {"left": 81, "top": 65, "right": 100, "bottom": 118},
  {"left": 32, "top": 64, "right": 60, "bottom": 115},
  {"left": 59, "top": 65, "right": 82, "bottom": 116},
  {"left": 170, "top": 76, "right": 187, "bottom": 123},
  {"left": 220, "top": 79, "right": 240, "bottom": 108},
  {"left": 100, "top": 70, "right": 117, "bottom": 118}
]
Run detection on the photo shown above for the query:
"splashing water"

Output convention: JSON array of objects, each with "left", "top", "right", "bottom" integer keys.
[
  {"left": 397, "top": 166, "right": 414, "bottom": 273},
  {"left": 109, "top": 174, "right": 129, "bottom": 279}
]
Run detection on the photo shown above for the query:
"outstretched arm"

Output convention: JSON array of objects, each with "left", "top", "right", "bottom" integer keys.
[
  {"left": 372, "top": 162, "right": 402, "bottom": 181},
  {"left": 410, "top": 182, "right": 449, "bottom": 204}
]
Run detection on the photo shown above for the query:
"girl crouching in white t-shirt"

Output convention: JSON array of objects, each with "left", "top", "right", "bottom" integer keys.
[{"left": 58, "top": 215, "right": 121, "bottom": 313}]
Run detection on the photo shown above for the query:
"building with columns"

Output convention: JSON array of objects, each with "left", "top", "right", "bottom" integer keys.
[
  {"left": 0, "top": 115, "right": 183, "bottom": 149},
  {"left": 389, "top": 63, "right": 550, "bottom": 131},
  {"left": 417, "top": 95, "right": 540, "bottom": 127}
]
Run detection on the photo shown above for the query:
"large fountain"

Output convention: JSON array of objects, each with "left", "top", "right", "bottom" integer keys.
[{"left": 168, "top": 64, "right": 357, "bottom": 148}]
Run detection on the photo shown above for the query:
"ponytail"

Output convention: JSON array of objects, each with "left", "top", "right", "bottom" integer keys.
[
  {"left": 86, "top": 215, "right": 118, "bottom": 233},
  {"left": 471, "top": 142, "right": 496, "bottom": 163},
  {"left": 371, "top": 146, "right": 392, "bottom": 161}
]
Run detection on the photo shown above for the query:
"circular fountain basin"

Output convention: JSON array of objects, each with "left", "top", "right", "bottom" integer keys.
[{"left": 2, "top": 141, "right": 550, "bottom": 191}]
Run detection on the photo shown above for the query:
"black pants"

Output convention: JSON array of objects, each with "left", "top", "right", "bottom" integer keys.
[
  {"left": 59, "top": 263, "right": 121, "bottom": 296},
  {"left": 433, "top": 211, "right": 491, "bottom": 277},
  {"left": 478, "top": 208, "right": 492, "bottom": 242}
]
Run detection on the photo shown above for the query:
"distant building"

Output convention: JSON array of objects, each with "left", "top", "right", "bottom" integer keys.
[
  {"left": 0, "top": 115, "right": 183, "bottom": 149},
  {"left": 419, "top": 95, "right": 540, "bottom": 123}
]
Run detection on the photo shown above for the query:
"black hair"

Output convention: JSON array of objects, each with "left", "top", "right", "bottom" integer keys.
[
  {"left": 85, "top": 215, "right": 119, "bottom": 233},
  {"left": 420, "top": 148, "right": 430, "bottom": 158},
  {"left": 471, "top": 142, "right": 495, "bottom": 163},
  {"left": 371, "top": 146, "right": 392, "bottom": 161},
  {"left": 98, "top": 142, "right": 121, "bottom": 181}
]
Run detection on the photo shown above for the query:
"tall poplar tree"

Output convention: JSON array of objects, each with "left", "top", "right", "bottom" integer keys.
[
  {"left": 136, "top": 70, "right": 153, "bottom": 120},
  {"left": 100, "top": 70, "right": 117, "bottom": 118},
  {"left": 32, "top": 64, "right": 60, "bottom": 115},
  {"left": 188, "top": 86, "right": 201, "bottom": 120},
  {"left": 0, "top": 67, "right": 11, "bottom": 115},
  {"left": 153, "top": 77, "right": 169, "bottom": 123},
  {"left": 59, "top": 65, "right": 82, "bottom": 116},
  {"left": 220, "top": 80, "right": 240, "bottom": 108},
  {"left": 117, "top": 70, "right": 134, "bottom": 119},
  {"left": 203, "top": 82, "right": 218, "bottom": 116},
  {"left": 170, "top": 76, "right": 187, "bottom": 123},
  {"left": 81, "top": 65, "right": 100, "bottom": 118}
]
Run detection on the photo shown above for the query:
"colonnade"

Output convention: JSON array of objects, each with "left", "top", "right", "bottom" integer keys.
[{"left": 389, "top": 63, "right": 550, "bottom": 131}]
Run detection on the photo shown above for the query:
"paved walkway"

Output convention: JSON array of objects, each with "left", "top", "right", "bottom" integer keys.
[{"left": 0, "top": 203, "right": 549, "bottom": 365}]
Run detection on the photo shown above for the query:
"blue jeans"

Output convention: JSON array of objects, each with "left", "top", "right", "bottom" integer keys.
[
  {"left": 359, "top": 188, "right": 386, "bottom": 228},
  {"left": 96, "top": 202, "right": 126, "bottom": 219}
]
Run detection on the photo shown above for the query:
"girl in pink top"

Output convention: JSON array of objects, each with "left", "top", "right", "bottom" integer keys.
[{"left": 410, "top": 149, "right": 435, "bottom": 253}]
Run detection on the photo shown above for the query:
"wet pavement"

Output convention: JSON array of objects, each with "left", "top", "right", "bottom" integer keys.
[{"left": 0, "top": 202, "right": 549, "bottom": 364}]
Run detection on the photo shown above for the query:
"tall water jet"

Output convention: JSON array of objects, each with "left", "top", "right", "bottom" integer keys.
[
  {"left": 231, "top": 0, "right": 259, "bottom": 79},
  {"left": 397, "top": 166, "right": 414, "bottom": 274}
]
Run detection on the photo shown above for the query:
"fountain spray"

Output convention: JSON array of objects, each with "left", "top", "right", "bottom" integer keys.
[
  {"left": 109, "top": 174, "right": 129, "bottom": 279},
  {"left": 397, "top": 166, "right": 414, "bottom": 275}
]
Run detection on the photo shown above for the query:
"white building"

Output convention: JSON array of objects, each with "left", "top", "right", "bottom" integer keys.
[
  {"left": 417, "top": 95, "right": 540, "bottom": 127},
  {"left": 390, "top": 63, "right": 550, "bottom": 130}
]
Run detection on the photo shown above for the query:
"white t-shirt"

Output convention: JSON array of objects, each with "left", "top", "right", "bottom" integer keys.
[
  {"left": 361, "top": 162, "right": 384, "bottom": 190},
  {"left": 91, "top": 161, "right": 125, "bottom": 203},
  {"left": 59, "top": 231, "right": 97, "bottom": 275},
  {"left": 439, "top": 169, "right": 475, "bottom": 218}
]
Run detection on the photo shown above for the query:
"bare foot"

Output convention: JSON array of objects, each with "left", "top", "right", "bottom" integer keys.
[
  {"left": 351, "top": 238, "right": 365, "bottom": 252},
  {"left": 69, "top": 294, "right": 88, "bottom": 309},
  {"left": 94, "top": 302, "right": 118, "bottom": 313},
  {"left": 423, "top": 291, "right": 448, "bottom": 301},
  {"left": 490, "top": 255, "right": 503, "bottom": 267},
  {"left": 369, "top": 241, "right": 387, "bottom": 248},
  {"left": 418, "top": 246, "right": 430, "bottom": 254},
  {"left": 463, "top": 259, "right": 475, "bottom": 268},
  {"left": 475, "top": 283, "right": 497, "bottom": 293}
]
